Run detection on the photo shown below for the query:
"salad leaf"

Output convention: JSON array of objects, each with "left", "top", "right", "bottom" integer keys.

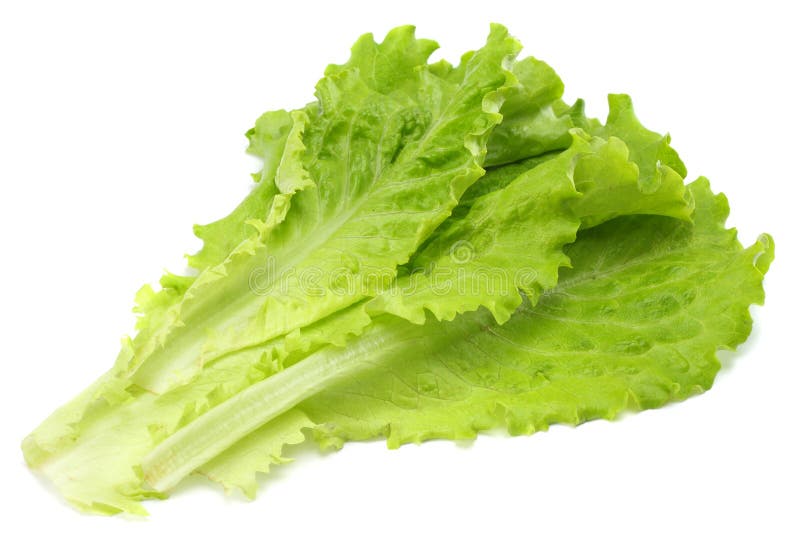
[
  {"left": 24, "top": 24, "right": 521, "bottom": 456},
  {"left": 21, "top": 117, "right": 696, "bottom": 513},
  {"left": 130, "top": 24, "right": 522, "bottom": 393},
  {"left": 200, "top": 179, "right": 773, "bottom": 494},
  {"left": 23, "top": 24, "right": 522, "bottom": 514},
  {"left": 140, "top": 122, "right": 698, "bottom": 492},
  {"left": 21, "top": 24, "right": 772, "bottom": 516},
  {"left": 303, "top": 179, "right": 773, "bottom": 446}
]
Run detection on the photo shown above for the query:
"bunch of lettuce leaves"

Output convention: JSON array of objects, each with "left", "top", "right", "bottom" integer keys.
[{"left": 22, "top": 24, "right": 774, "bottom": 515}]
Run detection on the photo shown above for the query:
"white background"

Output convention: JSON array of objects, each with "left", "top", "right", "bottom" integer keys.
[{"left": 1, "top": 0, "right": 797, "bottom": 532}]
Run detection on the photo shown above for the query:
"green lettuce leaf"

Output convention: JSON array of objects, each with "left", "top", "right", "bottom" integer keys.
[
  {"left": 200, "top": 179, "right": 772, "bottom": 496},
  {"left": 139, "top": 126, "right": 695, "bottom": 493},
  {"left": 25, "top": 117, "right": 697, "bottom": 514},
  {"left": 20, "top": 24, "right": 771, "bottom": 516},
  {"left": 129, "top": 25, "right": 521, "bottom": 393},
  {"left": 21, "top": 24, "right": 522, "bottom": 514},
  {"left": 302, "top": 178, "right": 773, "bottom": 446}
]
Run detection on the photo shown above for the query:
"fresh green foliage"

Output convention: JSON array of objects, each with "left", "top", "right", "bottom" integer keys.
[{"left": 22, "top": 25, "right": 773, "bottom": 515}]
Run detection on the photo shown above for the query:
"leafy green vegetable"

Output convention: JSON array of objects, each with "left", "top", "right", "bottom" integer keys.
[
  {"left": 131, "top": 24, "right": 521, "bottom": 393},
  {"left": 23, "top": 24, "right": 520, "bottom": 468},
  {"left": 22, "top": 24, "right": 773, "bottom": 515},
  {"left": 303, "top": 178, "right": 774, "bottom": 447},
  {"left": 201, "top": 179, "right": 772, "bottom": 496}
]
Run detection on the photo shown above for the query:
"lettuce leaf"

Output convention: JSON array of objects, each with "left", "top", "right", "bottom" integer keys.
[
  {"left": 140, "top": 119, "right": 699, "bottom": 492},
  {"left": 21, "top": 24, "right": 772, "bottom": 515},
  {"left": 130, "top": 25, "right": 522, "bottom": 393},
  {"left": 22, "top": 24, "right": 522, "bottom": 514},
  {"left": 305, "top": 179, "right": 773, "bottom": 443},
  {"left": 201, "top": 179, "right": 773, "bottom": 494},
  {"left": 24, "top": 25, "right": 521, "bottom": 457},
  {"left": 21, "top": 116, "right": 696, "bottom": 514}
]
